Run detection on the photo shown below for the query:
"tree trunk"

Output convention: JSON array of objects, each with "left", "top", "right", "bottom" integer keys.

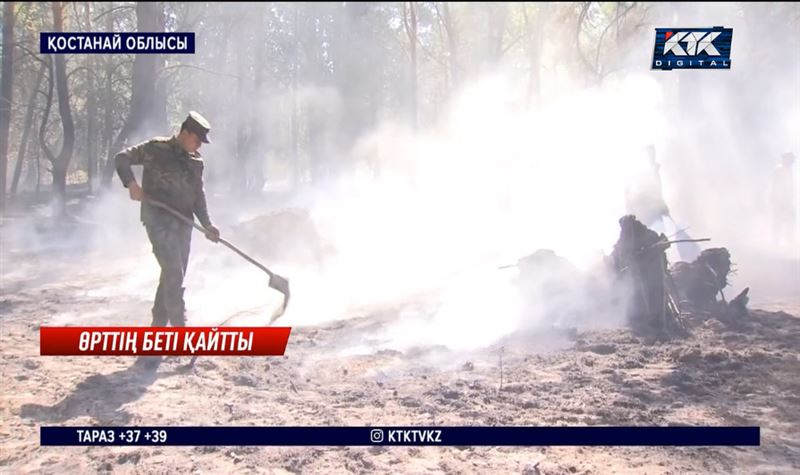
[
  {"left": 524, "top": 4, "right": 548, "bottom": 107},
  {"left": 50, "top": 1, "right": 75, "bottom": 216},
  {"left": 486, "top": 2, "right": 508, "bottom": 69},
  {"left": 84, "top": 2, "right": 97, "bottom": 194},
  {"left": 0, "top": 1, "right": 15, "bottom": 212},
  {"left": 441, "top": 3, "right": 459, "bottom": 89},
  {"left": 251, "top": 4, "right": 268, "bottom": 193},
  {"left": 291, "top": 3, "right": 300, "bottom": 188},
  {"left": 52, "top": 10, "right": 74, "bottom": 203},
  {"left": 101, "top": 1, "right": 167, "bottom": 187},
  {"left": 34, "top": 113, "right": 41, "bottom": 196},
  {"left": 39, "top": 58, "right": 54, "bottom": 167},
  {"left": 52, "top": 165, "right": 67, "bottom": 208},
  {"left": 102, "top": 2, "right": 114, "bottom": 173},
  {"left": 87, "top": 68, "right": 97, "bottom": 193},
  {"left": 11, "top": 61, "right": 46, "bottom": 194},
  {"left": 403, "top": 2, "right": 418, "bottom": 130},
  {"left": 233, "top": 22, "right": 250, "bottom": 195}
]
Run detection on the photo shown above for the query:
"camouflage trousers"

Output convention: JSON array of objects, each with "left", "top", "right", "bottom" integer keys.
[{"left": 145, "top": 217, "right": 193, "bottom": 327}]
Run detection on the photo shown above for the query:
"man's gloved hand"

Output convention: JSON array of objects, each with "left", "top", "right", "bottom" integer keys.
[
  {"left": 128, "top": 181, "right": 144, "bottom": 201},
  {"left": 204, "top": 224, "right": 220, "bottom": 243}
]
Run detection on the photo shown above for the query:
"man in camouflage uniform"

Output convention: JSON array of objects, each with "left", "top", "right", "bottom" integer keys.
[{"left": 115, "top": 111, "right": 220, "bottom": 328}]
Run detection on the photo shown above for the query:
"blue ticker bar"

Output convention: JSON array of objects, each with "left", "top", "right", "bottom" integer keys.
[{"left": 41, "top": 426, "right": 760, "bottom": 447}]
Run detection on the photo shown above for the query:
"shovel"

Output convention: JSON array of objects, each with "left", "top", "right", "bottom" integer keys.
[{"left": 145, "top": 197, "right": 291, "bottom": 322}]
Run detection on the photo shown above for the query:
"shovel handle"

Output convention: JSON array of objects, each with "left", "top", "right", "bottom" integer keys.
[
  {"left": 216, "top": 238, "right": 275, "bottom": 278},
  {"left": 145, "top": 198, "right": 274, "bottom": 278}
]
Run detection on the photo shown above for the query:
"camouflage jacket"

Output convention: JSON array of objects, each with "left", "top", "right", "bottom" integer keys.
[{"left": 115, "top": 136, "right": 213, "bottom": 228}]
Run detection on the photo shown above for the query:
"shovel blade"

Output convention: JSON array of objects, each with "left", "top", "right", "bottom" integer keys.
[{"left": 268, "top": 273, "right": 291, "bottom": 322}]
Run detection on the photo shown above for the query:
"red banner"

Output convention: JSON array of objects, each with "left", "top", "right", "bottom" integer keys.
[{"left": 40, "top": 327, "right": 291, "bottom": 356}]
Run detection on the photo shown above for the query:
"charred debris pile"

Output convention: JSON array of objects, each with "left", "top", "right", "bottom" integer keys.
[{"left": 514, "top": 215, "right": 749, "bottom": 338}]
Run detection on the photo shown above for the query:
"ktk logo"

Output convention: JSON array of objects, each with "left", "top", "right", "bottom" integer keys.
[
  {"left": 652, "top": 27, "right": 732, "bottom": 70},
  {"left": 663, "top": 31, "right": 721, "bottom": 56}
]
